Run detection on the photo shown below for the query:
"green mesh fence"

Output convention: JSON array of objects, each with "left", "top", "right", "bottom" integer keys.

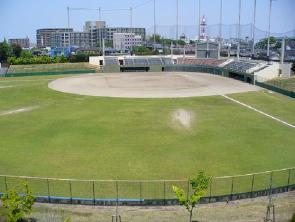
[{"left": 0, "top": 167, "right": 294, "bottom": 202}]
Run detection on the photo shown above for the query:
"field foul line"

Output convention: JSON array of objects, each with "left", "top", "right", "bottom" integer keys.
[{"left": 222, "top": 95, "right": 295, "bottom": 129}]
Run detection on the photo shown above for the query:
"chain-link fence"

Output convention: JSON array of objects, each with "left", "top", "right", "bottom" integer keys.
[{"left": 0, "top": 167, "right": 294, "bottom": 205}]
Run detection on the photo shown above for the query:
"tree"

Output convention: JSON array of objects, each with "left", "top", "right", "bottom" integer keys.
[
  {"left": 105, "top": 40, "right": 113, "bottom": 48},
  {"left": 11, "top": 44, "right": 22, "bottom": 58},
  {"left": 255, "top": 36, "right": 277, "bottom": 49},
  {"left": 0, "top": 39, "right": 12, "bottom": 62},
  {"left": 133, "top": 46, "right": 153, "bottom": 55},
  {"left": 172, "top": 171, "right": 211, "bottom": 222},
  {"left": 149, "top": 34, "right": 161, "bottom": 43},
  {"left": 1, "top": 183, "right": 35, "bottom": 222}
]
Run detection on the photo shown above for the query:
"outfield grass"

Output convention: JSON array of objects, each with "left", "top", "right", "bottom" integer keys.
[{"left": 0, "top": 75, "right": 295, "bottom": 198}]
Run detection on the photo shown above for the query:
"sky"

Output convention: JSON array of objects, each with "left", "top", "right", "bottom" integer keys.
[{"left": 0, "top": 0, "right": 294, "bottom": 43}]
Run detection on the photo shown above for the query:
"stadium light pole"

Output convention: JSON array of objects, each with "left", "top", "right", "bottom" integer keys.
[
  {"left": 252, "top": 0, "right": 257, "bottom": 55},
  {"left": 237, "top": 0, "right": 241, "bottom": 60}
]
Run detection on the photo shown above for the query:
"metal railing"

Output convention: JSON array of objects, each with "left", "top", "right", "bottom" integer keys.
[{"left": 0, "top": 167, "right": 294, "bottom": 205}]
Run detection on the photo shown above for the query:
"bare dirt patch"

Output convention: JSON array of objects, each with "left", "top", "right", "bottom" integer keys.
[
  {"left": 48, "top": 72, "right": 260, "bottom": 98},
  {"left": 172, "top": 109, "right": 194, "bottom": 129},
  {"left": 27, "top": 191, "right": 295, "bottom": 222}
]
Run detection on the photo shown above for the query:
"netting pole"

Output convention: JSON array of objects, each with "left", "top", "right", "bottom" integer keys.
[
  {"left": 230, "top": 177, "right": 234, "bottom": 201},
  {"left": 287, "top": 169, "right": 291, "bottom": 191},
  {"left": 92, "top": 181, "right": 96, "bottom": 205},
  {"left": 69, "top": 180, "right": 73, "bottom": 204},
  {"left": 46, "top": 179, "right": 51, "bottom": 203},
  {"left": 251, "top": 174, "right": 255, "bottom": 198},
  {"left": 4, "top": 176, "right": 8, "bottom": 192}
]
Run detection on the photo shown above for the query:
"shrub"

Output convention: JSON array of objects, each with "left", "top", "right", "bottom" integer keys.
[
  {"left": 1, "top": 183, "right": 35, "bottom": 222},
  {"left": 290, "top": 212, "right": 295, "bottom": 222}
]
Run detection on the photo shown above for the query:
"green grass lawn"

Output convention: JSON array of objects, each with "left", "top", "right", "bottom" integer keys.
[{"left": 0, "top": 75, "right": 295, "bottom": 198}]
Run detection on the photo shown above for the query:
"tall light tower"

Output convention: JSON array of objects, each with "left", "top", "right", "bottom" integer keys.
[
  {"left": 237, "top": 0, "right": 241, "bottom": 60},
  {"left": 267, "top": 0, "right": 274, "bottom": 58},
  {"left": 252, "top": 0, "right": 257, "bottom": 55}
]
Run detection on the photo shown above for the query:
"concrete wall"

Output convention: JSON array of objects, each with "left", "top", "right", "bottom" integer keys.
[
  {"left": 254, "top": 63, "right": 292, "bottom": 82},
  {"left": 89, "top": 56, "right": 104, "bottom": 66}
]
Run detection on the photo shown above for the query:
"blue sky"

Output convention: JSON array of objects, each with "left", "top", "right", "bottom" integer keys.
[{"left": 0, "top": 0, "right": 294, "bottom": 42}]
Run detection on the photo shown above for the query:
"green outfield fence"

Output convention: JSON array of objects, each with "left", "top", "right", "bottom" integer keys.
[
  {"left": 256, "top": 82, "right": 295, "bottom": 98},
  {"left": 0, "top": 167, "right": 294, "bottom": 206},
  {"left": 4, "top": 69, "right": 96, "bottom": 77}
]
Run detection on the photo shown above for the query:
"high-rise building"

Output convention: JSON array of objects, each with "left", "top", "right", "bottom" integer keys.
[
  {"left": 105, "top": 27, "right": 146, "bottom": 42},
  {"left": 37, "top": 28, "right": 73, "bottom": 48},
  {"left": 51, "top": 31, "right": 91, "bottom": 48},
  {"left": 113, "top": 33, "right": 142, "bottom": 51},
  {"left": 37, "top": 21, "right": 146, "bottom": 49},
  {"left": 8, "top": 37, "right": 30, "bottom": 48}
]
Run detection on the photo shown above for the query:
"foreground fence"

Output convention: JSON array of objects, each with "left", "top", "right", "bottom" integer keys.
[{"left": 0, "top": 167, "right": 294, "bottom": 206}]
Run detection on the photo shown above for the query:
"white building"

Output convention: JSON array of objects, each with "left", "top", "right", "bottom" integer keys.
[{"left": 113, "top": 33, "right": 142, "bottom": 51}]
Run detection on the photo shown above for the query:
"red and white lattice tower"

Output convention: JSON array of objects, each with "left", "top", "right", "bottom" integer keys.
[{"left": 199, "top": 15, "right": 207, "bottom": 41}]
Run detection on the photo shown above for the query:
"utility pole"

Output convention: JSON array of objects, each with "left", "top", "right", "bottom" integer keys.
[
  {"left": 252, "top": 0, "right": 257, "bottom": 55},
  {"left": 237, "top": 0, "right": 241, "bottom": 60},
  {"left": 267, "top": 0, "right": 273, "bottom": 58}
]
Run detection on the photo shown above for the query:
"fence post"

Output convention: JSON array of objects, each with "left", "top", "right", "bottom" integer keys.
[
  {"left": 139, "top": 181, "right": 143, "bottom": 205},
  {"left": 69, "top": 180, "right": 72, "bottom": 204},
  {"left": 163, "top": 180, "right": 166, "bottom": 206},
  {"left": 209, "top": 179, "right": 212, "bottom": 203},
  {"left": 269, "top": 172, "right": 273, "bottom": 195},
  {"left": 230, "top": 177, "right": 234, "bottom": 201},
  {"left": 251, "top": 174, "right": 255, "bottom": 198},
  {"left": 4, "top": 176, "right": 8, "bottom": 192},
  {"left": 186, "top": 179, "right": 190, "bottom": 201},
  {"left": 287, "top": 169, "right": 291, "bottom": 191},
  {"left": 92, "top": 181, "right": 96, "bottom": 206},
  {"left": 46, "top": 178, "right": 51, "bottom": 203}
]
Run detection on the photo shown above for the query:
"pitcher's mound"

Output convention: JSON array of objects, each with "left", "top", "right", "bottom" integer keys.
[{"left": 48, "top": 72, "right": 259, "bottom": 98}]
